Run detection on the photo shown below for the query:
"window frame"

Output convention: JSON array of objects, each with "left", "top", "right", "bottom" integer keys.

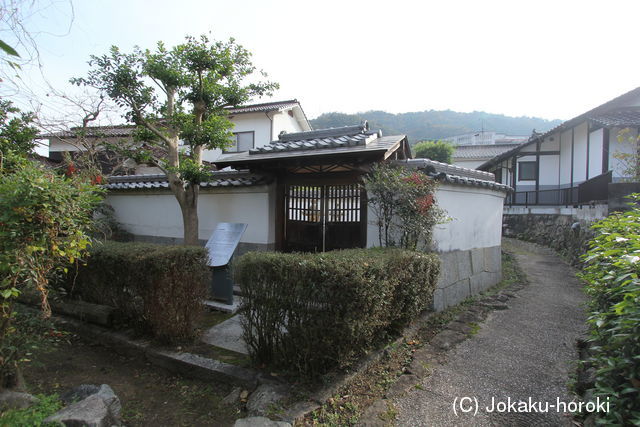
[
  {"left": 518, "top": 161, "right": 537, "bottom": 181},
  {"left": 224, "top": 131, "right": 255, "bottom": 153}
]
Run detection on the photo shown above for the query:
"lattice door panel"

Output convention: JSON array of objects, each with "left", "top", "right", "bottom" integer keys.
[{"left": 284, "top": 183, "right": 364, "bottom": 252}]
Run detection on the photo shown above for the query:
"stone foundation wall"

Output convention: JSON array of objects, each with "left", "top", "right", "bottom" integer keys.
[
  {"left": 502, "top": 214, "right": 595, "bottom": 266},
  {"left": 433, "top": 245, "right": 502, "bottom": 311}
]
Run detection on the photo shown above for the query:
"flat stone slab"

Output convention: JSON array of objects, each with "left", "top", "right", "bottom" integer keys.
[
  {"left": 204, "top": 298, "right": 242, "bottom": 314},
  {"left": 202, "top": 314, "right": 248, "bottom": 355}
]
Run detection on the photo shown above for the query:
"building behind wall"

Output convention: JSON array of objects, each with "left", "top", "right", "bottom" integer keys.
[
  {"left": 479, "top": 87, "right": 640, "bottom": 214},
  {"left": 39, "top": 99, "right": 311, "bottom": 171}
]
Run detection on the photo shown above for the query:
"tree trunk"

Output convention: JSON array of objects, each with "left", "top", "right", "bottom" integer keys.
[{"left": 177, "top": 184, "right": 200, "bottom": 246}]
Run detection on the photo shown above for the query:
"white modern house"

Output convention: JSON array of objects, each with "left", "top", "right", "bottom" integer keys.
[
  {"left": 444, "top": 131, "right": 528, "bottom": 146},
  {"left": 41, "top": 99, "right": 312, "bottom": 168},
  {"left": 479, "top": 87, "right": 640, "bottom": 210}
]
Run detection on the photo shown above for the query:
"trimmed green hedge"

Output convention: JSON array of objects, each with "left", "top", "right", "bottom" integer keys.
[
  {"left": 580, "top": 195, "right": 640, "bottom": 425},
  {"left": 65, "top": 241, "right": 208, "bottom": 343},
  {"left": 234, "top": 248, "right": 440, "bottom": 377}
]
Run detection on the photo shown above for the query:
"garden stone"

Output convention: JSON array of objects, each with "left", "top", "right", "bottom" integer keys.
[
  {"left": 246, "top": 383, "right": 289, "bottom": 416},
  {"left": 60, "top": 384, "right": 101, "bottom": 404},
  {"left": 45, "top": 384, "right": 122, "bottom": 427},
  {"left": 234, "top": 416, "right": 291, "bottom": 427},
  {"left": 0, "top": 390, "right": 39, "bottom": 411},
  {"left": 222, "top": 387, "right": 242, "bottom": 405}
]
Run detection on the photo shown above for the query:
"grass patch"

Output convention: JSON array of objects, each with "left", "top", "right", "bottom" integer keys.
[
  {"left": 468, "top": 322, "right": 481, "bottom": 336},
  {"left": 0, "top": 394, "right": 62, "bottom": 426}
]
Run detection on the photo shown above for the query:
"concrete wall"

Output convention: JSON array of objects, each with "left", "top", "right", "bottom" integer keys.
[
  {"left": 367, "top": 183, "right": 506, "bottom": 311},
  {"left": 105, "top": 184, "right": 276, "bottom": 254}
]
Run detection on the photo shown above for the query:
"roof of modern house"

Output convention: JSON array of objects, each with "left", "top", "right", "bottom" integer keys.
[
  {"left": 39, "top": 125, "right": 136, "bottom": 139},
  {"left": 478, "top": 87, "right": 640, "bottom": 170},
  {"left": 105, "top": 170, "right": 272, "bottom": 191},
  {"left": 216, "top": 122, "right": 409, "bottom": 166},
  {"left": 453, "top": 143, "right": 522, "bottom": 160},
  {"left": 38, "top": 99, "right": 310, "bottom": 139},
  {"left": 225, "top": 99, "right": 302, "bottom": 114}
]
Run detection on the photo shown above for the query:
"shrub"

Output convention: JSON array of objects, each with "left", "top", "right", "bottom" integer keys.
[
  {"left": 580, "top": 195, "right": 640, "bottom": 425},
  {"left": 235, "top": 248, "right": 440, "bottom": 377},
  {"left": 64, "top": 241, "right": 209, "bottom": 343},
  {"left": 365, "top": 163, "right": 446, "bottom": 250},
  {"left": 0, "top": 150, "right": 102, "bottom": 388},
  {"left": 413, "top": 140, "right": 455, "bottom": 164}
]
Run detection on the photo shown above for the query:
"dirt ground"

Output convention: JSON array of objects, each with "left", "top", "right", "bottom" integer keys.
[{"left": 22, "top": 332, "right": 244, "bottom": 426}]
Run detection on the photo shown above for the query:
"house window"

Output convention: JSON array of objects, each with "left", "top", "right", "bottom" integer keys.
[
  {"left": 225, "top": 131, "right": 254, "bottom": 153},
  {"left": 518, "top": 161, "right": 537, "bottom": 181}
]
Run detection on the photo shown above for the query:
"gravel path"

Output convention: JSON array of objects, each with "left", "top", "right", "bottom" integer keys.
[{"left": 393, "top": 239, "right": 588, "bottom": 426}]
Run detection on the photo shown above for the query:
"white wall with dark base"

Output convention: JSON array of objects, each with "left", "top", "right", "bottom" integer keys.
[
  {"left": 367, "top": 182, "right": 507, "bottom": 311},
  {"left": 105, "top": 184, "right": 276, "bottom": 253}
]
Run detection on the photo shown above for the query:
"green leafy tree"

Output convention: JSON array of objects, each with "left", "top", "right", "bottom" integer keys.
[
  {"left": 72, "top": 35, "right": 278, "bottom": 245},
  {"left": 0, "top": 151, "right": 103, "bottom": 388},
  {"left": 0, "top": 99, "right": 38, "bottom": 155},
  {"left": 413, "top": 140, "right": 455, "bottom": 164},
  {"left": 615, "top": 128, "right": 640, "bottom": 181}
]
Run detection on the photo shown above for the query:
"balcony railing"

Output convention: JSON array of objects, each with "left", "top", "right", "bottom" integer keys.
[{"left": 507, "top": 171, "right": 612, "bottom": 207}]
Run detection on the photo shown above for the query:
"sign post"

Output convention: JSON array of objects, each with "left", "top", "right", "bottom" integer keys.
[{"left": 205, "top": 223, "right": 247, "bottom": 305}]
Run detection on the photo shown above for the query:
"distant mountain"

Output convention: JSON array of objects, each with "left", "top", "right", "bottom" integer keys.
[{"left": 310, "top": 110, "right": 562, "bottom": 145}]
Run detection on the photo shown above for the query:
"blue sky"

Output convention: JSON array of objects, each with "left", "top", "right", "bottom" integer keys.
[{"left": 4, "top": 0, "right": 640, "bottom": 123}]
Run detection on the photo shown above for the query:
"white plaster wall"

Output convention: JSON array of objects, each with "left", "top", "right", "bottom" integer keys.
[
  {"left": 366, "top": 184, "right": 505, "bottom": 252},
  {"left": 539, "top": 154, "right": 559, "bottom": 186},
  {"left": 542, "top": 134, "right": 560, "bottom": 151},
  {"left": 609, "top": 126, "right": 638, "bottom": 179},
  {"left": 573, "top": 122, "right": 588, "bottom": 183},
  {"left": 588, "top": 128, "right": 604, "bottom": 178},
  {"left": 272, "top": 109, "right": 306, "bottom": 136},
  {"left": 49, "top": 139, "right": 82, "bottom": 152},
  {"left": 559, "top": 129, "right": 573, "bottom": 186},
  {"left": 105, "top": 186, "right": 274, "bottom": 245},
  {"left": 202, "top": 112, "right": 272, "bottom": 162}
]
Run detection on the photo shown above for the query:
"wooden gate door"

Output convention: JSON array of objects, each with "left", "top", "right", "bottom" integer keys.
[{"left": 284, "top": 183, "right": 365, "bottom": 252}]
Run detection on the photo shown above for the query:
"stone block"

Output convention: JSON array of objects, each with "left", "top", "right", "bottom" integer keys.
[
  {"left": 483, "top": 245, "right": 501, "bottom": 273},
  {"left": 455, "top": 250, "right": 472, "bottom": 281},
  {"left": 443, "top": 279, "right": 470, "bottom": 308},
  {"left": 436, "top": 251, "right": 459, "bottom": 289},
  {"left": 432, "top": 288, "right": 444, "bottom": 312},
  {"left": 470, "top": 272, "right": 496, "bottom": 295},
  {"left": 470, "top": 248, "right": 485, "bottom": 275},
  {"left": 247, "top": 383, "right": 289, "bottom": 416},
  {"left": 45, "top": 384, "right": 121, "bottom": 427}
]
